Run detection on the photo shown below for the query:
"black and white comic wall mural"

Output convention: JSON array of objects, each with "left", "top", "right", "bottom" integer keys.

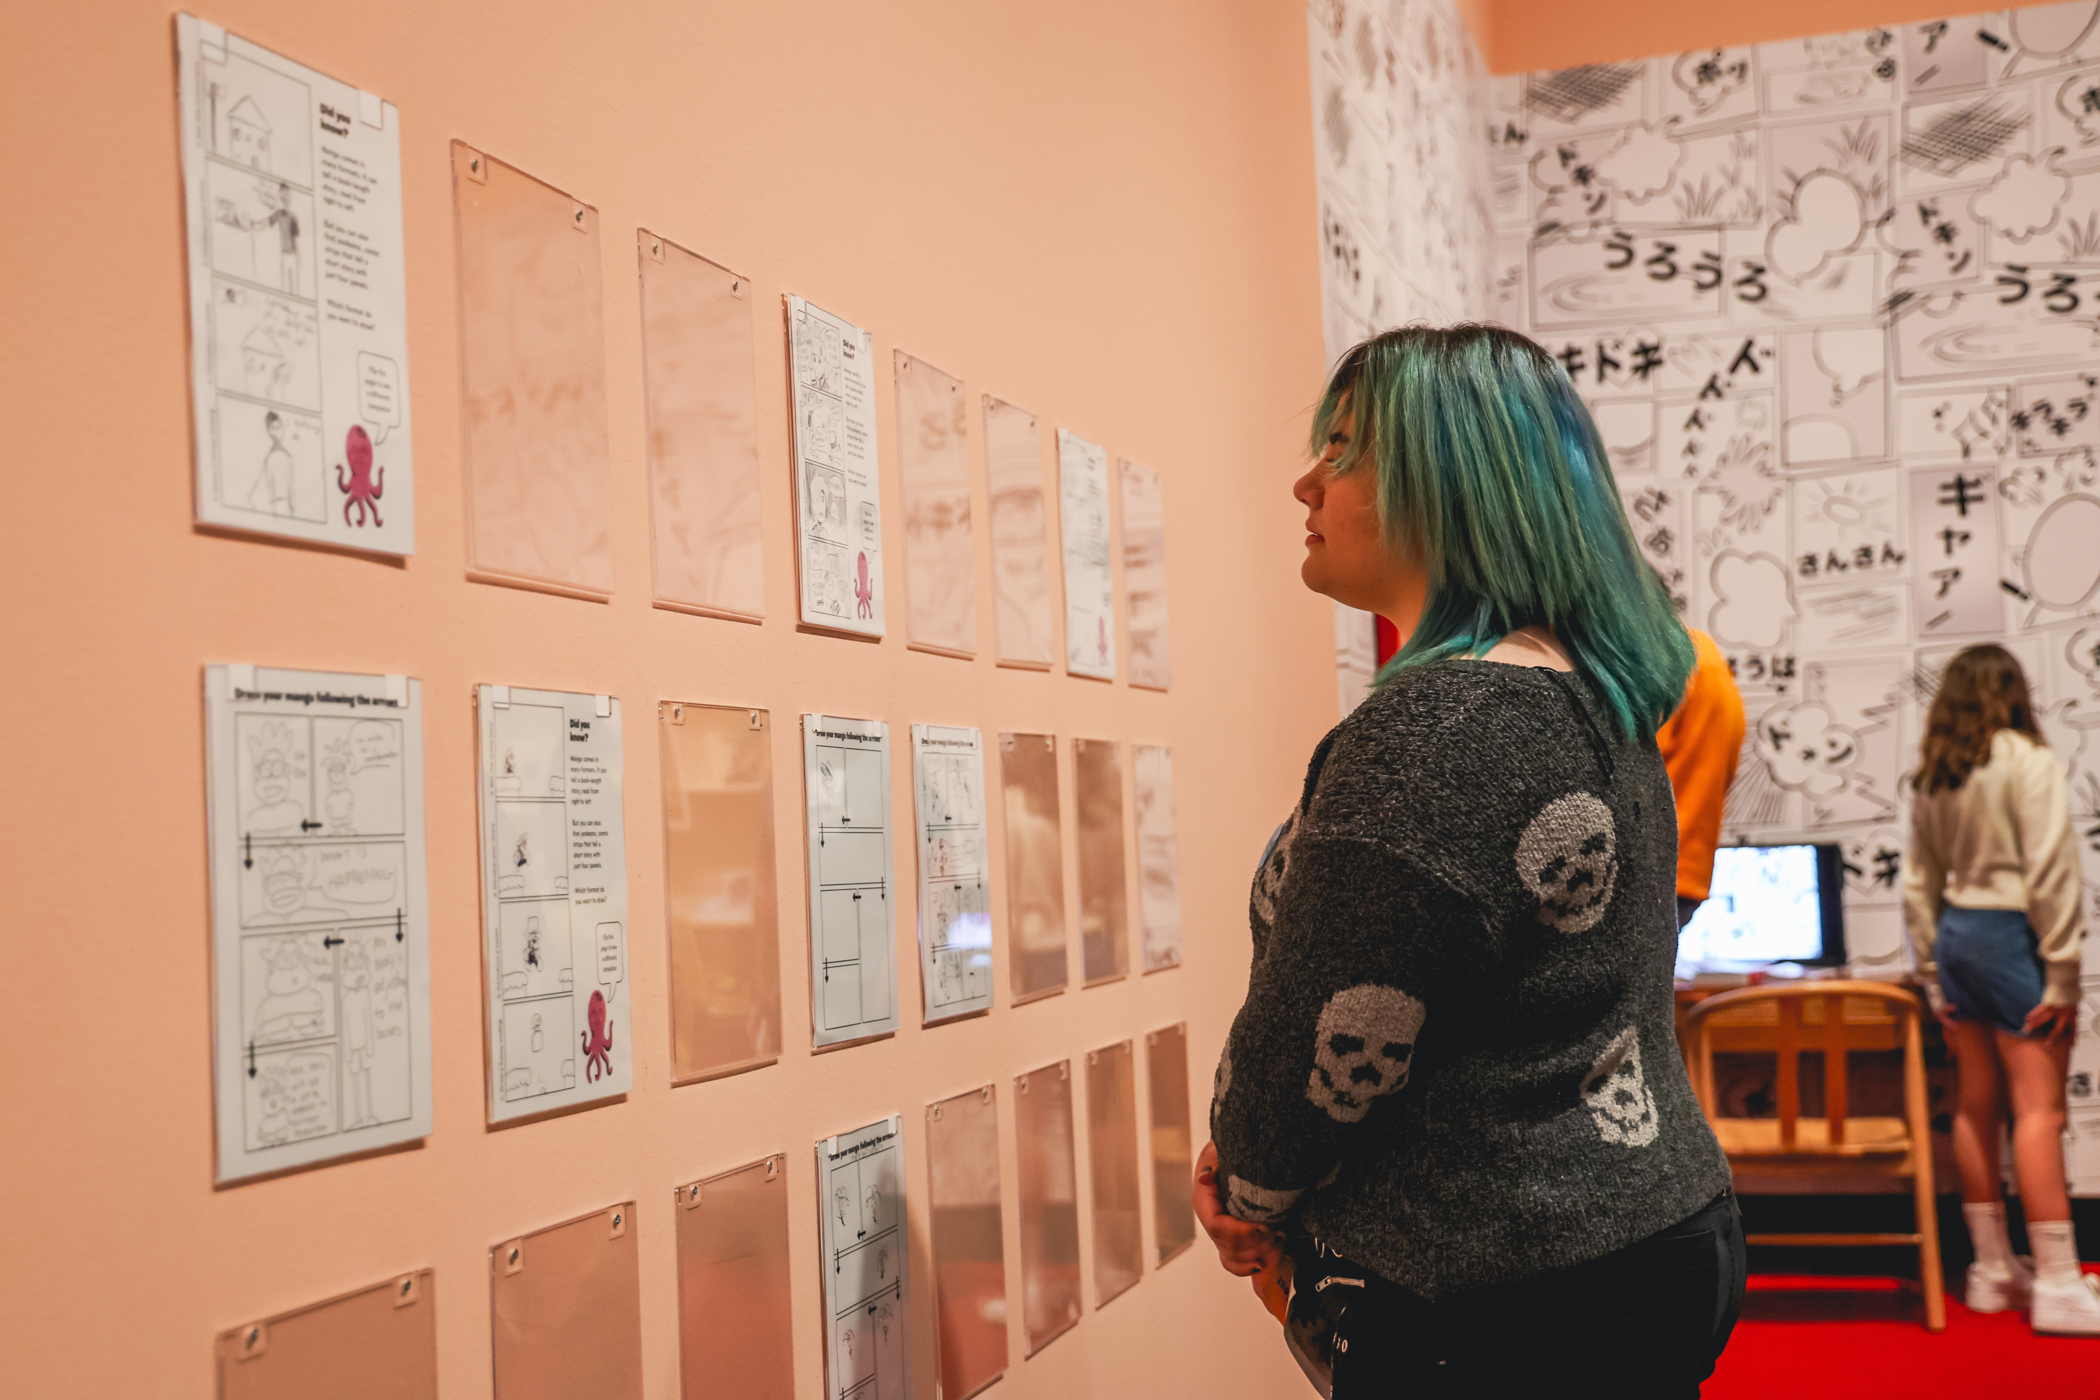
[
  {"left": 1308, "top": 0, "right": 1496, "bottom": 714},
  {"left": 1483, "top": 6, "right": 2100, "bottom": 1188}
]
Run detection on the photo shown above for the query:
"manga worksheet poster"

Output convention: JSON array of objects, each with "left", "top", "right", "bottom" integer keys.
[
  {"left": 1490, "top": 9, "right": 2100, "bottom": 1185},
  {"left": 803, "top": 715, "right": 900, "bottom": 1047},
  {"left": 1119, "top": 459, "right": 1174, "bottom": 691},
  {"left": 1132, "top": 744, "right": 1185, "bottom": 973},
  {"left": 1057, "top": 429, "right": 1117, "bottom": 681},
  {"left": 1305, "top": 0, "right": 1497, "bottom": 714},
  {"left": 817, "top": 1115, "right": 910, "bottom": 1400},
  {"left": 788, "top": 296, "right": 885, "bottom": 636},
  {"left": 177, "top": 17, "right": 413, "bottom": 554},
  {"left": 910, "top": 725, "right": 993, "bottom": 1023},
  {"left": 475, "top": 685, "right": 631, "bottom": 1122},
  {"left": 204, "top": 664, "right": 431, "bottom": 1183}
]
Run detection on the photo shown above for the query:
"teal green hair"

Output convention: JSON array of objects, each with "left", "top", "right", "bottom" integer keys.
[{"left": 1311, "top": 325, "right": 1692, "bottom": 740}]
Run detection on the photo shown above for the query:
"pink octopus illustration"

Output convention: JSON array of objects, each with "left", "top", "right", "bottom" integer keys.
[
  {"left": 581, "top": 990, "right": 615, "bottom": 1081},
  {"left": 854, "top": 550, "right": 874, "bottom": 618},
  {"left": 335, "top": 425, "right": 384, "bottom": 527}
]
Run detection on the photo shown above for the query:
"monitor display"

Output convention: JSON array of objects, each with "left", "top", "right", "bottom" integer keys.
[{"left": 1678, "top": 843, "right": 1846, "bottom": 968}]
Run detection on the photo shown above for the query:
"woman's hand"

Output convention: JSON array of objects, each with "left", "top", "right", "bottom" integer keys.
[
  {"left": 1193, "top": 1141, "right": 1285, "bottom": 1279},
  {"left": 2023, "top": 1001, "right": 2079, "bottom": 1044}
]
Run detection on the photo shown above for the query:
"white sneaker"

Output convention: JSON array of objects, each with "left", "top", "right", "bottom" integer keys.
[
  {"left": 2030, "top": 1272, "right": 2100, "bottom": 1335},
  {"left": 1967, "top": 1258, "right": 2035, "bottom": 1313}
]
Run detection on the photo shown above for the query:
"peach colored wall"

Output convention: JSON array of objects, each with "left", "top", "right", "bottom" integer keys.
[
  {"left": 0, "top": 2, "right": 1337, "bottom": 1395},
  {"left": 1481, "top": 0, "right": 1982, "bottom": 72}
]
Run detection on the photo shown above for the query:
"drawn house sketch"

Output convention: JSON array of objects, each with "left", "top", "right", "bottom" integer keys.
[{"left": 1488, "top": 4, "right": 2100, "bottom": 1189}]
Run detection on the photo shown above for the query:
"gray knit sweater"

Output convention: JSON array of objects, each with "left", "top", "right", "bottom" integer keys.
[{"left": 1212, "top": 660, "right": 1731, "bottom": 1300}]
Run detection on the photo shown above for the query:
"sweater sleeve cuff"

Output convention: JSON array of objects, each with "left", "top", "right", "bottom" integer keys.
[{"left": 2044, "top": 958, "right": 2081, "bottom": 1007}]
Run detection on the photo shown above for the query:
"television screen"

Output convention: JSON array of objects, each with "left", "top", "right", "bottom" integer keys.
[{"left": 1678, "top": 843, "right": 1846, "bottom": 968}]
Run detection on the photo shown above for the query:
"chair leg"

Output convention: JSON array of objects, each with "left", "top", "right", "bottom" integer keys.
[{"left": 1903, "top": 1005, "right": 1946, "bottom": 1333}]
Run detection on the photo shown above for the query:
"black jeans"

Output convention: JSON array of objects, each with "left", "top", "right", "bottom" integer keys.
[{"left": 1286, "top": 1191, "right": 1746, "bottom": 1399}]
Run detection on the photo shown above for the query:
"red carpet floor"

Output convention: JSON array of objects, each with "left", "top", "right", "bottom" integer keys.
[{"left": 1705, "top": 1269, "right": 2100, "bottom": 1397}]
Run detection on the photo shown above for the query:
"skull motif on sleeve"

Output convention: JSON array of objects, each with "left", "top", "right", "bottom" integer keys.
[
  {"left": 1250, "top": 813, "right": 1299, "bottom": 926},
  {"left": 1307, "top": 984, "right": 1428, "bottom": 1123},
  {"left": 1581, "top": 1025, "right": 1659, "bottom": 1147},
  {"left": 1515, "top": 792, "right": 1619, "bottom": 933}
]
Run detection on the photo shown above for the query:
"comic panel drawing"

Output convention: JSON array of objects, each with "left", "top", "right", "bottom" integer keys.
[
  {"left": 240, "top": 842, "right": 406, "bottom": 929},
  {"left": 337, "top": 926, "right": 413, "bottom": 1130},
  {"left": 1747, "top": 655, "right": 1904, "bottom": 827},
  {"left": 498, "top": 997, "right": 577, "bottom": 1102},
  {"left": 800, "top": 395, "right": 845, "bottom": 470},
  {"left": 496, "top": 899, "right": 574, "bottom": 1001},
  {"left": 1838, "top": 823, "right": 1910, "bottom": 907},
  {"left": 804, "top": 465, "right": 847, "bottom": 541},
  {"left": 1621, "top": 478, "right": 1693, "bottom": 612},
  {"left": 494, "top": 802, "right": 568, "bottom": 900},
  {"left": 794, "top": 310, "right": 844, "bottom": 395},
  {"left": 1684, "top": 396, "right": 1784, "bottom": 559},
  {"left": 1531, "top": 230, "right": 1729, "bottom": 328},
  {"left": 1592, "top": 398, "right": 1659, "bottom": 476},
  {"left": 1902, "top": 18, "right": 2003, "bottom": 100},
  {"left": 1779, "top": 325, "right": 1888, "bottom": 465},
  {"left": 1524, "top": 61, "right": 1648, "bottom": 137},
  {"left": 1665, "top": 47, "right": 1762, "bottom": 128},
  {"left": 2006, "top": 5, "right": 2100, "bottom": 80},
  {"left": 241, "top": 930, "right": 337, "bottom": 1047},
  {"left": 1968, "top": 156, "right": 2100, "bottom": 267},
  {"left": 236, "top": 716, "right": 312, "bottom": 836},
  {"left": 204, "top": 156, "right": 318, "bottom": 298},
  {"left": 1797, "top": 583, "right": 1912, "bottom": 650},
  {"left": 243, "top": 1046, "right": 336, "bottom": 1152},
  {"left": 216, "top": 397, "right": 324, "bottom": 523},
  {"left": 1889, "top": 272, "right": 2100, "bottom": 382},
  {"left": 805, "top": 540, "right": 850, "bottom": 619},
  {"left": 310, "top": 717, "right": 405, "bottom": 836},
  {"left": 490, "top": 702, "right": 565, "bottom": 798},
  {"left": 1909, "top": 462, "right": 2007, "bottom": 638},
  {"left": 210, "top": 279, "right": 320, "bottom": 409},
  {"left": 1793, "top": 465, "right": 1909, "bottom": 586},
  {"left": 1767, "top": 112, "right": 1893, "bottom": 229},
  {"left": 198, "top": 40, "right": 314, "bottom": 188},
  {"left": 1702, "top": 547, "right": 1797, "bottom": 655},
  {"left": 1895, "top": 383, "right": 2016, "bottom": 461},
  {"left": 1656, "top": 331, "right": 1777, "bottom": 399},
  {"left": 1759, "top": 25, "right": 1900, "bottom": 114},
  {"left": 2041, "top": 66, "right": 2100, "bottom": 154}
]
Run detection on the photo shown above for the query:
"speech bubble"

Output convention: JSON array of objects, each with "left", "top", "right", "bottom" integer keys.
[
  {"left": 356, "top": 351, "right": 402, "bottom": 445},
  {"left": 596, "top": 922, "right": 624, "bottom": 988},
  {"left": 316, "top": 844, "right": 401, "bottom": 905}
]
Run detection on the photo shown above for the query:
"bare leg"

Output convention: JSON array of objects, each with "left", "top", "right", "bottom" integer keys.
[
  {"left": 1946, "top": 1017, "right": 2009, "bottom": 1205},
  {"left": 1998, "top": 1027, "right": 2073, "bottom": 1223}
]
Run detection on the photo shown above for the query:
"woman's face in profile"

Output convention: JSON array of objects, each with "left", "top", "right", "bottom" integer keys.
[{"left": 1293, "top": 406, "right": 1410, "bottom": 613}]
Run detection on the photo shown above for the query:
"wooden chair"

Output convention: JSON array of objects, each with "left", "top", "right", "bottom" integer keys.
[{"left": 1684, "top": 980, "right": 1945, "bottom": 1332}]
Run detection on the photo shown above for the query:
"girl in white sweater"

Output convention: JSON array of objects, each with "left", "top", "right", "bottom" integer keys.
[{"left": 1903, "top": 644, "right": 2092, "bottom": 1333}]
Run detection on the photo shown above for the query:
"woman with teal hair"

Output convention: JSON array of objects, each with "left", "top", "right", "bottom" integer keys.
[{"left": 1192, "top": 326, "right": 1742, "bottom": 1396}]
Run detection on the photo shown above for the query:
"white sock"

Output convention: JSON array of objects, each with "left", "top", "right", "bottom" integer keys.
[
  {"left": 1965, "top": 1201, "right": 2016, "bottom": 1274},
  {"left": 2030, "top": 1220, "right": 2082, "bottom": 1284}
]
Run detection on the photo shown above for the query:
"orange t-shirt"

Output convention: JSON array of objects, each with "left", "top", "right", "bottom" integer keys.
[{"left": 1655, "top": 628, "right": 1746, "bottom": 902}]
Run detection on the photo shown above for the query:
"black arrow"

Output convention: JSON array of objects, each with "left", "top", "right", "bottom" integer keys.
[
  {"left": 247, "top": 1040, "right": 257, "bottom": 1078},
  {"left": 323, "top": 934, "right": 344, "bottom": 948},
  {"left": 243, "top": 832, "right": 252, "bottom": 869},
  {"left": 395, "top": 910, "right": 404, "bottom": 943},
  {"left": 300, "top": 820, "right": 323, "bottom": 832}
]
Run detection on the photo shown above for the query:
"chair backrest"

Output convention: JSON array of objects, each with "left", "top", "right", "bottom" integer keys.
[{"left": 1684, "top": 981, "right": 1926, "bottom": 1152}]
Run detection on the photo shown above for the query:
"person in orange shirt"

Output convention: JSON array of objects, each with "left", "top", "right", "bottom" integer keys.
[{"left": 1657, "top": 627, "right": 1746, "bottom": 928}]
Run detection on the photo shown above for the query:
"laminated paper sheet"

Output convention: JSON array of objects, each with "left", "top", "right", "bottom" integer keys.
[
  {"left": 639, "top": 232, "right": 764, "bottom": 620},
  {"left": 896, "top": 354, "right": 977, "bottom": 655},
  {"left": 926, "top": 1086, "right": 1007, "bottom": 1400},
  {"left": 788, "top": 296, "right": 885, "bottom": 635},
  {"left": 998, "top": 732, "right": 1068, "bottom": 1004},
  {"left": 1015, "top": 1060, "right": 1081, "bottom": 1354},
  {"left": 1072, "top": 738, "right": 1129, "bottom": 986},
  {"left": 476, "top": 686, "right": 631, "bottom": 1121},
  {"left": 676, "top": 1156, "right": 794, "bottom": 1400},
  {"left": 1118, "top": 460, "right": 1171, "bottom": 690},
  {"left": 204, "top": 664, "right": 432, "bottom": 1184},
  {"left": 659, "top": 702, "right": 781, "bottom": 1084},
  {"left": 1057, "top": 430, "right": 1116, "bottom": 680},
  {"left": 176, "top": 17, "right": 415, "bottom": 555},
  {"left": 1132, "top": 744, "right": 1184, "bottom": 973},
  {"left": 911, "top": 725, "right": 993, "bottom": 1023},
  {"left": 452, "top": 143, "right": 612, "bottom": 598},
  {"left": 984, "top": 397, "right": 1053, "bottom": 668},
  {"left": 819, "top": 1116, "right": 911, "bottom": 1400},
  {"left": 491, "top": 1204, "right": 642, "bottom": 1400},
  {"left": 216, "top": 1270, "right": 435, "bottom": 1400},
  {"left": 804, "top": 715, "right": 899, "bottom": 1047},
  {"left": 1146, "top": 1023, "right": 1196, "bottom": 1264},
  {"left": 1085, "top": 1040, "right": 1143, "bottom": 1306}
]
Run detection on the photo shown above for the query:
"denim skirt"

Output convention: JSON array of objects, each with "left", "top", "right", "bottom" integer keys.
[{"left": 1936, "top": 906, "right": 2047, "bottom": 1037}]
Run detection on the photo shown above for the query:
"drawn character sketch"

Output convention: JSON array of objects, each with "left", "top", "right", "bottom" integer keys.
[
  {"left": 320, "top": 737, "right": 357, "bottom": 833},
  {"left": 339, "top": 941, "right": 376, "bottom": 1128},
  {"left": 834, "top": 1186, "right": 851, "bottom": 1227},
  {"left": 581, "top": 989, "right": 615, "bottom": 1081},
  {"left": 245, "top": 720, "right": 306, "bottom": 831},
  {"left": 855, "top": 550, "right": 874, "bottom": 618},
  {"left": 530, "top": 1013, "right": 544, "bottom": 1053},
  {"left": 253, "top": 939, "right": 326, "bottom": 1042},
  {"left": 256, "top": 1078, "right": 289, "bottom": 1146},
  {"left": 525, "top": 915, "right": 541, "bottom": 969},
  {"left": 336, "top": 425, "right": 383, "bottom": 528},
  {"left": 245, "top": 410, "right": 296, "bottom": 517}
]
